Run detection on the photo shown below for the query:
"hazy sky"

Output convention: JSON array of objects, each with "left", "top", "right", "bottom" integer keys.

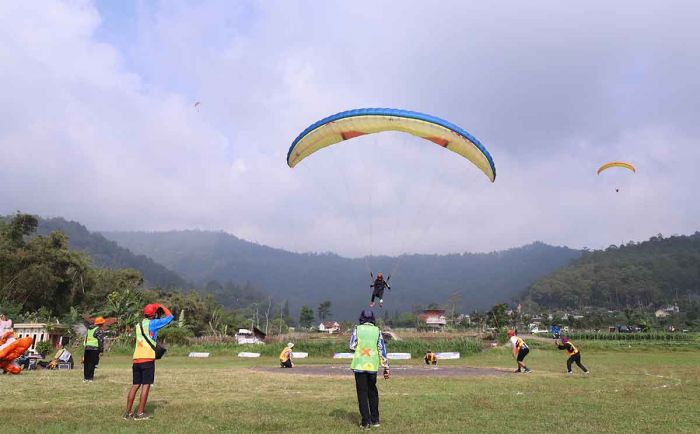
[{"left": 1, "top": 1, "right": 699, "bottom": 256}]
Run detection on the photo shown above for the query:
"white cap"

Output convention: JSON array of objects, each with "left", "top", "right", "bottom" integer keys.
[{"left": 287, "top": 342, "right": 294, "bottom": 348}]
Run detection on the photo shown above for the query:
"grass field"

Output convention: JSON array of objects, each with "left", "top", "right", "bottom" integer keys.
[{"left": 2, "top": 344, "right": 699, "bottom": 433}]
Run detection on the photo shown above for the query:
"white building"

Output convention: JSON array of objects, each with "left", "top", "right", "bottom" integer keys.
[
  {"left": 13, "top": 323, "right": 68, "bottom": 352},
  {"left": 318, "top": 321, "right": 340, "bottom": 334}
]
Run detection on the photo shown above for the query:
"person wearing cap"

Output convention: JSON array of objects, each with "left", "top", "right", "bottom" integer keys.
[
  {"left": 349, "top": 309, "right": 390, "bottom": 430},
  {"left": 369, "top": 272, "right": 391, "bottom": 308},
  {"left": 279, "top": 342, "right": 295, "bottom": 368},
  {"left": 508, "top": 330, "right": 531, "bottom": 373},
  {"left": 556, "top": 337, "right": 589, "bottom": 375},
  {"left": 124, "top": 303, "right": 173, "bottom": 421},
  {"left": 83, "top": 316, "right": 106, "bottom": 382}
]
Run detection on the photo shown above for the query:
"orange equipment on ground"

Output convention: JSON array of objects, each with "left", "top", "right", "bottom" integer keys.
[{"left": 0, "top": 332, "right": 34, "bottom": 374}]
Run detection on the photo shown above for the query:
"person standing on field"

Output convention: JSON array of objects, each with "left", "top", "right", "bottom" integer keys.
[
  {"left": 556, "top": 337, "right": 589, "bottom": 375},
  {"left": 124, "top": 303, "right": 173, "bottom": 421},
  {"left": 508, "top": 330, "right": 531, "bottom": 373},
  {"left": 83, "top": 316, "right": 106, "bottom": 382},
  {"left": 349, "top": 309, "right": 390, "bottom": 430}
]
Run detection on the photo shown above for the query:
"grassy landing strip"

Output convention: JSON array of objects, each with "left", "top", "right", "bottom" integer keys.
[{"left": 2, "top": 344, "right": 699, "bottom": 433}]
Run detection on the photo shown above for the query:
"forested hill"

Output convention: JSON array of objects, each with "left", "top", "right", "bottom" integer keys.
[
  {"left": 32, "top": 218, "right": 188, "bottom": 288},
  {"left": 523, "top": 232, "right": 700, "bottom": 309},
  {"left": 103, "top": 230, "right": 581, "bottom": 318}
]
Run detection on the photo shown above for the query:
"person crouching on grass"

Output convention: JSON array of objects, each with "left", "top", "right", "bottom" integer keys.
[
  {"left": 556, "top": 337, "right": 589, "bottom": 375},
  {"left": 508, "top": 330, "right": 531, "bottom": 373},
  {"left": 349, "top": 309, "right": 390, "bottom": 430},
  {"left": 279, "top": 342, "right": 294, "bottom": 368},
  {"left": 124, "top": 303, "right": 173, "bottom": 421}
]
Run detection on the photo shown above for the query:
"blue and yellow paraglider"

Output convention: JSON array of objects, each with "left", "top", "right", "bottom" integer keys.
[{"left": 287, "top": 108, "right": 496, "bottom": 182}]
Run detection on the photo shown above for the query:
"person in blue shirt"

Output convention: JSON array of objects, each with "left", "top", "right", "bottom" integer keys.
[{"left": 124, "top": 303, "right": 174, "bottom": 421}]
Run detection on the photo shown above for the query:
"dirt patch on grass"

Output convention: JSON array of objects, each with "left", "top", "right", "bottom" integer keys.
[{"left": 252, "top": 365, "right": 508, "bottom": 377}]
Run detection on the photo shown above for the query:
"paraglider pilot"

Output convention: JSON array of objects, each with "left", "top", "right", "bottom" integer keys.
[
  {"left": 369, "top": 272, "right": 390, "bottom": 308},
  {"left": 349, "top": 309, "right": 390, "bottom": 430}
]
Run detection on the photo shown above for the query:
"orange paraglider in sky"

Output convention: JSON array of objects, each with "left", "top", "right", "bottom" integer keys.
[{"left": 0, "top": 331, "right": 33, "bottom": 374}]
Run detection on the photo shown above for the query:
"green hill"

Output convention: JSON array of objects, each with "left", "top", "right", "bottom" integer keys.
[
  {"left": 33, "top": 217, "right": 188, "bottom": 289},
  {"left": 103, "top": 230, "right": 581, "bottom": 318},
  {"left": 523, "top": 232, "right": 700, "bottom": 309}
]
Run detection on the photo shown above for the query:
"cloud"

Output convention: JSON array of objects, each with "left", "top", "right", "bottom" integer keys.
[{"left": 1, "top": 0, "right": 699, "bottom": 256}]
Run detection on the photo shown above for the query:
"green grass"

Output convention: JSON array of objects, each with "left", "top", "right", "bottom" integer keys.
[
  {"left": 1, "top": 345, "right": 699, "bottom": 433},
  {"left": 109, "top": 336, "right": 483, "bottom": 358}
]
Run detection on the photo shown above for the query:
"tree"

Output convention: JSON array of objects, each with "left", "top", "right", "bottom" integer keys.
[
  {"left": 486, "top": 303, "right": 509, "bottom": 329},
  {"left": 299, "top": 305, "right": 315, "bottom": 328},
  {"left": 317, "top": 300, "right": 332, "bottom": 321}
]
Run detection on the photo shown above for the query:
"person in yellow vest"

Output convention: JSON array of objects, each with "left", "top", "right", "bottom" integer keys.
[
  {"left": 124, "top": 303, "right": 173, "bottom": 421},
  {"left": 508, "top": 330, "right": 531, "bottom": 373},
  {"left": 279, "top": 342, "right": 295, "bottom": 368},
  {"left": 83, "top": 317, "right": 106, "bottom": 382},
  {"left": 349, "top": 309, "right": 390, "bottom": 430},
  {"left": 424, "top": 350, "right": 437, "bottom": 366},
  {"left": 556, "top": 337, "right": 589, "bottom": 374}
]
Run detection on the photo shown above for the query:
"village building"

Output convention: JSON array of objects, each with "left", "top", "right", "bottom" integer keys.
[
  {"left": 234, "top": 327, "right": 266, "bottom": 344},
  {"left": 416, "top": 309, "right": 447, "bottom": 331},
  {"left": 318, "top": 321, "right": 341, "bottom": 334},
  {"left": 13, "top": 323, "right": 70, "bottom": 352}
]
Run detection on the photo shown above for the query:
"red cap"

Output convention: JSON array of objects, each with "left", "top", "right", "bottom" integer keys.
[
  {"left": 143, "top": 303, "right": 159, "bottom": 317},
  {"left": 94, "top": 317, "right": 106, "bottom": 325},
  {"left": 507, "top": 330, "right": 515, "bottom": 337}
]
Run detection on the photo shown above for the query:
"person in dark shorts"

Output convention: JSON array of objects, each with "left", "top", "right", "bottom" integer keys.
[
  {"left": 556, "top": 337, "right": 589, "bottom": 374},
  {"left": 369, "top": 272, "right": 390, "bottom": 308},
  {"left": 508, "top": 330, "right": 531, "bottom": 373},
  {"left": 124, "top": 303, "right": 173, "bottom": 421}
]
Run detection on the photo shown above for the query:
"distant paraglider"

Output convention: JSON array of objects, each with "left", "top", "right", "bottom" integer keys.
[
  {"left": 194, "top": 101, "right": 201, "bottom": 112},
  {"left": 597, "top": 161, "right": 635, "bottom": 192}
]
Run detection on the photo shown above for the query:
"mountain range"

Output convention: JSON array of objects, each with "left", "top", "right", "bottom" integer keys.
[{"left": 103, "top": 229, "right": 581, "bottom": 318}]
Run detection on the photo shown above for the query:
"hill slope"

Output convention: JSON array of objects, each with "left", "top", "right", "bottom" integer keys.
[
  {"left": 523, "top": 232, "right": 700, "bottom": 309},
  {"left": 34, "top": 218, "right": 188, "bottom": 288},
  {"left": 103, "top": 230, "right": 581, "bottom": 318}
]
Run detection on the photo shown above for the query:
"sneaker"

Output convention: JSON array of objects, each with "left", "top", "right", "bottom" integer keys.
[
  {"left": 359, "top": 423, "right": 371, "bottom": 430},
  {"left": 583, "top": 371, "right": 590, "bottom": 375},
  {"left": 524, "top": 368, "right": 532, "bottom": 373},
  {"left": 514, "top": 369, "right": 521, "bottom": 373},
  {"left": 379, "top": 301, "right": 384, "bottom": 308},
  {"left": 372, "top": 422, "right": 381, "bottom": 427},
  {"left": 369, "top": 302, "right": 375, "bottom": 308},
  {"left": 567, "top": 371, "right": 573, "bottom": 375},
  {"left": 122, "top": 412, "right": 133, "bottom": 420},
  {"left": 133, "top": 413, "right": 151, "bottom": 421}
]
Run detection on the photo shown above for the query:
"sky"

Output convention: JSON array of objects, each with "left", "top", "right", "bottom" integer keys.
[{"left": 1, "top": 1, "right": 699, "bottom": 257}]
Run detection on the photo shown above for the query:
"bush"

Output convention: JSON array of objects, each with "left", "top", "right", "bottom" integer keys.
[
  {"left": 158, "top": 327, "right": 194, "bottom": 345},
  {"left": 35, "top": 340, "right": 54, "bottom": 358}
]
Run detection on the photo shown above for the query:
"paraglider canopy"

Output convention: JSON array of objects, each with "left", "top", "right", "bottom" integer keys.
[
  {"left": 287, "top": 108, "right": 496, "bottom": 182},
  {"left": 597, "top": 161, "right": 636, "bottom": 175}
]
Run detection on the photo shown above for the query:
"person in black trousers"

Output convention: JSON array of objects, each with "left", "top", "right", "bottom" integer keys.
[
  {"left": 83, "top": 317, "right": 106, "bottom": 382},
  {"left": 349, "top": 309, "right": 391, "bottom": 430}
]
